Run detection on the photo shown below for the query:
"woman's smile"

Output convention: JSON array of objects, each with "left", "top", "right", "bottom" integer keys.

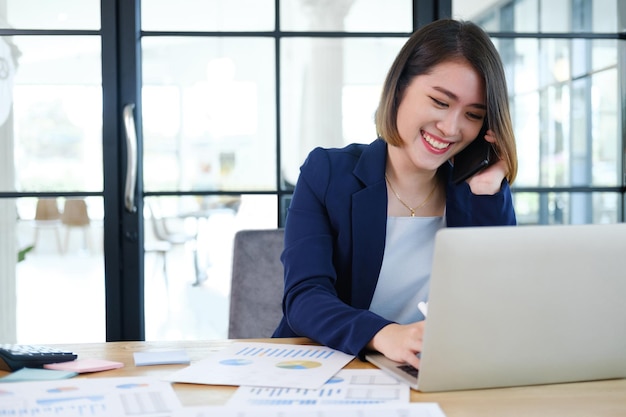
[{"left": 421, "top": 130, "right": 451, "bottom": 153}]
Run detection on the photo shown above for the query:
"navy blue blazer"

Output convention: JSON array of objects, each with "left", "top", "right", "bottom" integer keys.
[{"left": 273, "top": 138, "right": 516, "bottom": 356}]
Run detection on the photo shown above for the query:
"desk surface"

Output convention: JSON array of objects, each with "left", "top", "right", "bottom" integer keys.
[{"left": 3, "top": 338, "right": 625, "bottom": 416}]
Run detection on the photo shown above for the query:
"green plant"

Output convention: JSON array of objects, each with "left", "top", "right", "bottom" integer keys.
[{"left": 18, "top": 245, "right": 34, "bottom": 262}]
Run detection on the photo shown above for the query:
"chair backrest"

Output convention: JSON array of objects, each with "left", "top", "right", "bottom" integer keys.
[
  {"left": 61, "top": 199, "right": 90, "bottom": 227},
  {"left": 228, "top": 228, "right": 285, "bottom": 339},
  {"left": 35, "top": 198, "right": 61, "bottom": 222}
]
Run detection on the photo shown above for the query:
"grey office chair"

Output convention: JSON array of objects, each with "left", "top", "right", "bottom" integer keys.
[{"left": 228, "top": 228, "right": 285, "bottom": 339}]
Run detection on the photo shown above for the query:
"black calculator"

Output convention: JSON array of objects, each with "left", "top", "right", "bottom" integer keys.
[{"left": 0, "top": 344, "right": 78, "bottom": 371}]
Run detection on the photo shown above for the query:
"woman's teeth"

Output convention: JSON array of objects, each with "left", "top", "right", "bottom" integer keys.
[{"left": 423, "top": 132, "right": 450, "bottom": 150}]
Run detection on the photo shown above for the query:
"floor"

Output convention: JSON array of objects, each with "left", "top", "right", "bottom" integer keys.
[{"left": 14, "top": 209, "right": 240, "bottom": 345}]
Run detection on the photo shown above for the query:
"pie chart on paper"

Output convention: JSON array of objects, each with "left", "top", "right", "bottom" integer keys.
[
  {"left": 275, "top": 360, "right": 322, "bottom": 370},
  {"left": 220, "top": 358, "right": 253, "bottom": 366}
]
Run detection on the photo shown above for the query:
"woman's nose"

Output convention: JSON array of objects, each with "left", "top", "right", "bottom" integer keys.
[{"left": 435, "top": 112, "right": 461, "bottom": 137}]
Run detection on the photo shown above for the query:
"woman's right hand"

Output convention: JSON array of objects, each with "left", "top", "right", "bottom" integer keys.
[{"left": 367, "top": 322, "right": 424, "bottom": 369}]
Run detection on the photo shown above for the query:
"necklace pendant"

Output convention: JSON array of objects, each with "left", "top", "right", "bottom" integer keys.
[{"left": 385, "top": 174, "right": 437, "bottom": 218}]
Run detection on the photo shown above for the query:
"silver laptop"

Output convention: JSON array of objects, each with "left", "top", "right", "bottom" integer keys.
[{"left": 366, "top": 223, "right": 626, "bottom": 392}]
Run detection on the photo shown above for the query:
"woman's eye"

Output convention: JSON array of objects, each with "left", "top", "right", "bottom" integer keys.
[
  {"left": 467, "top": 113, "right": 483, "bottom": 121},
  {"left": 430, "top": 97, "right": 447, "bottom": 107}
]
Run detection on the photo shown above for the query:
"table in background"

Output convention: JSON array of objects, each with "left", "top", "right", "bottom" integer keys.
[{"left": 2, "top": 338, "right": 624, "bottom": 417}]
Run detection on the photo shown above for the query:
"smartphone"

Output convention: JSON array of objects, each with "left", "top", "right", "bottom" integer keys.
[{"left": 451, "top": 123, "right": 497, "bottom": 185}]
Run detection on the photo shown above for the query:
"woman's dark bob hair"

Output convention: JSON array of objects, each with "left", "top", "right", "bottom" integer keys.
[{"left": 375, "top": 19, "right": 518, "bottom": 183}]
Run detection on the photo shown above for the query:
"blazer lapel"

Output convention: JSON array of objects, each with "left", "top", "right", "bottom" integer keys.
[{"left": 351, "top": 139, "right": 388, "bottom": 309}]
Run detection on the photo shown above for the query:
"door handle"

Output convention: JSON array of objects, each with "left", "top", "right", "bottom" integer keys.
[{"left": 123, "top": 103, "right": 138, "bottom": 213}]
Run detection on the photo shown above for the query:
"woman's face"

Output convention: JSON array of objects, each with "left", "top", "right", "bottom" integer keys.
[{"left": 395, "top": 58, "right": 486, "bottom": 172}]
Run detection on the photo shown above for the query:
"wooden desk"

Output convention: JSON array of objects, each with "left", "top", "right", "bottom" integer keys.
[{"left": 3, "top": 338, "right": 625, "bottom": 416}]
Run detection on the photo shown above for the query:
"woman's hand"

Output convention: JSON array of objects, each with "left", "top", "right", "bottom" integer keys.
[
  {"left": 367, "top": 322, "right": 424, "bottom": 369},
  {"left": 467, "top": 129, "right": 506, "bottom": 195}
]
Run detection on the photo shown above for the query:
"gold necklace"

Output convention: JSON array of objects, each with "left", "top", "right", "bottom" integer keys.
[{"left": 385, "top": 175, "right": 438, "bottom": 217}]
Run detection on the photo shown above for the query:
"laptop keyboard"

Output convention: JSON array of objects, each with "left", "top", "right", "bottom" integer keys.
[{"left": 397, "top": 364, "right": 419, "bottom": 378}]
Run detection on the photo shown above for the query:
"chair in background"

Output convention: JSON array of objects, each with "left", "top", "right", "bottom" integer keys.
[
  {"left": 33, "top": 198, "right": 63, "bottom": 253},
  {"left": 61, "top": 198, "right": 92, "bottom": 253},
  {"left": 228, "top": 228, "right": 285, "bottom": 339},
  {"left": 147, "top": 200, "right": 200, "bottom": 286}
]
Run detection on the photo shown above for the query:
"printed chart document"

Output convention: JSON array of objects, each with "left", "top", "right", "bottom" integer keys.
[
  {"left": 174, "top": 402, "right": 447, "bottom": 417},
  {"left": 165, "top": 342, "right": 354, "bottom": 389},
  {"left": 0, "top": 376, "right": 181, "bottom": 417},
  {"left": 228, "top": 369, "right": 410, "bottom": 406}
]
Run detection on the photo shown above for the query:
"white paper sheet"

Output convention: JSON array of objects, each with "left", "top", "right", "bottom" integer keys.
[
  {"left": 134, "top": 350, "right": 190, "bottom": 366},
  {"left": 228, "top": 369, "right": 410, "bottom": 406},
  {"left": 164, "top": 342, "right": 354, "bottom": 389},
  {"left": 0, "top": 376, "right": 181, "bottom": 417},
  {"left": 174, "top": 402, "right": 447, "bottom": 417}
]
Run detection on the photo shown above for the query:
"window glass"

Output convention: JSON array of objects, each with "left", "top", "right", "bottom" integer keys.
[
  {"left": 456, "top": 0, "right": 618, "bottom": 33},
  {"left": 513, "top": 192, "right": 540, "bottom": 225},
  {"left": 592, "top": 40, "right": 618, "bottom": 73},
  {"left": 513, "top": 0, "right": 538, "bottom": 32},
  {"left": 141, "top": 37, "right": 276, "bottom": 192},
  {"left": 591, "top": 69, "right": 620, "bottom": 186},
  {"left": 592, "top": 193, "right": 620, "bottom": 224},
  {"left": 143, "top": 194, "right": 277, "bottom": 341},
  {"left": 8, "top": 36, "right": 102, "bottom": 192},
  {"left": 538, "top": 85, "right": 569, "bottom": 187},
  {"left": 280, "top": 0, "right": 412, "bottom": 33},
  {"left": 569, "top": 77, "right": 589, "bottom": 187},
  {"left": 499, "top": 38, "right": 620, "bottom": 189},
  {"left": 571, "top": 39, "right": 589, "bottom": 80},
  {"left": 0, "top": 0, "right": 99, "bottom": 30},
  {"left": 15, "top": 196, "right": 105, "bottom": 343},
  {"left": 499, "top": 38, "right": 540, "bottom": 94},
  {"left": 142, "top": 0, "right": 275, "bottom": 31},
  {"left": 540, "top": 0, "right": 569, "bottom": 32},
  {"left": 279, "top": 37, "right": 405, "bottom": 186},
  {"left": 591, "top": 0, "right": 618, "bottom": 32},
  {"left": 452, "top": 0, "right": 500, "bottom": 24},
  {"left": 538, "top": 39, "right": 569, "bottom": 89},
  {"left": 512, "top": 92, "right": 540, "bottom": 187},
  {"left": 513, "top": 192, "right": 619, "bottom": 225},
  {"left": 543, "top": 0, "right": 620, "bottom": 33}
]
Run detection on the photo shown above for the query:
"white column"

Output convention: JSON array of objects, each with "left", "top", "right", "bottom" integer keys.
[
  {"left": 298, "top": 0, "right": 355, "bottom": 162},
  {"left": 0, "top": 3, "right": 18, "bottom": 341},
  {"left": 0, "top": 109, "right": 16, "bottom": 343}
]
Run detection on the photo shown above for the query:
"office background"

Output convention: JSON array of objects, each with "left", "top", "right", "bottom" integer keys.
[{"left": 0, "top": 0, "right": 623, "bottom": 345}]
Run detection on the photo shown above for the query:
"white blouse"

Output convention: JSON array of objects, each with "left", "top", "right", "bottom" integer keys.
[{"left": 369, "top": 215, "right": 445, "bottom": 324}]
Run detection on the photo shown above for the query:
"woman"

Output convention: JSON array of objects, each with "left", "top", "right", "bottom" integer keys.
[{"left": 273, "top": 19, "right": 518, "bottom": 370}]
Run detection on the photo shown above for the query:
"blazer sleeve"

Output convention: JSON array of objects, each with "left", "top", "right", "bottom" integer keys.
[
  {"left": 277, "top": 148, "right": 392, "bottom": 356},
  {"left": 445, "top": 177, "right": 517, "bottom": 227}
]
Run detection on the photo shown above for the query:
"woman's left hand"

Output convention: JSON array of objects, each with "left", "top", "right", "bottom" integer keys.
[{"left": 467, "top": 129, "right": 506, "bottom": 195}]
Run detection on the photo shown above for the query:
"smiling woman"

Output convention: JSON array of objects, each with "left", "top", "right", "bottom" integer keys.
[
  {"left": 2, "top": 0, "right": 622, "bottom": 347},
  {"left": 272, "top": 19, "right": 517, "bottom": 371}
]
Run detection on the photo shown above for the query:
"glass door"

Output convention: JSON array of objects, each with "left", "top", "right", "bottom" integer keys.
[
  {"left": 0, "top": 0, "right": 116, "bottom": 343},
  {"left": 137, "top": 0, "right": 423, "bottom": 341},
  {"left": 0, "top": 0, "right": 283, "bottom": 345},
  {"left": 139, "top": 0, "right": 279, "bottom": 341},
  {"left": 0, "top": 0, "right": 148, "bottom": 343}
]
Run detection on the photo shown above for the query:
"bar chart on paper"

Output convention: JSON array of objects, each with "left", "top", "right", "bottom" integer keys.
[
  {"left": 0, "top": 377, "right": 182, "bottom": 417},
  {"left": 165, "top": 342, "right": 355, "bottom": 389},
  {"left": 227, "top": 369, "right": 410, "bottom": 406}
]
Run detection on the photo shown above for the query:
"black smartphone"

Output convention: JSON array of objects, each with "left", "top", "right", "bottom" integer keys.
[{"left": 451, "top": 123, "right": 497, "bottom": 185}]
